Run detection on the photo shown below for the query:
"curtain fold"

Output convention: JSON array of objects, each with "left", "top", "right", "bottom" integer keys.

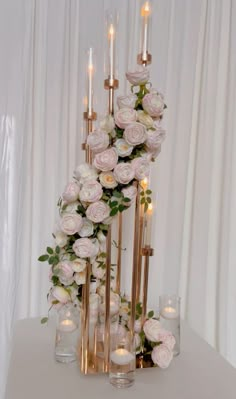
[{"left": 1, "top": 0, "right": 236, "bottom": 397}]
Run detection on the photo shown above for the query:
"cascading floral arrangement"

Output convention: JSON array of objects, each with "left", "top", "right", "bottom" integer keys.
[{"left": 39, "top": 67, "right": 174, "bottom": 368}]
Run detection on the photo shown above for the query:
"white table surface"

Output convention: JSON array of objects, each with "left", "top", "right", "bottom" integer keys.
[{"left": 5, "top": 318, "right": 236, "bottom": 399}]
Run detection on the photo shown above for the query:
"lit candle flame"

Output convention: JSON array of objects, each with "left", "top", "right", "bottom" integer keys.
[
  {"left": 109, "top": 24, "right": 115, "bottom": 37},
  {"left": 147, "top": 203, "right": 153, "bottom": 214},
  {"left": 141, "top": 1, "right": 151, "bottom": 17},
  {"left": 141, "top": 177, "right": 148, "bottom": 190}
]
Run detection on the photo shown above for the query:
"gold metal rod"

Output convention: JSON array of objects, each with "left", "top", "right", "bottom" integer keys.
[
  {"left": 136, "top": 208, "right": 144, "bottom": 302},
  {"left": 108, "top": 87, "right": 114, "bottom": 115},
  {"left": 116, "top": 212, "right": 122, "bottom": 293},
  {"left": 130, "top": 183, "right": 141, "bottom": 336},
  {"left": 80, "top": 262, "right": 91, "bottom": 374},
  {"left": 104, "top": 226, "right": 111, "bottom": 372},
  {"left": 141, "top": 248, "right": 150, "bottom": 325}
]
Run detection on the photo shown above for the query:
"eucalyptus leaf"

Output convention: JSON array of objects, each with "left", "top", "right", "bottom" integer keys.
[{"left": 38, "top": 254, "right": 49, "bottom": 262}]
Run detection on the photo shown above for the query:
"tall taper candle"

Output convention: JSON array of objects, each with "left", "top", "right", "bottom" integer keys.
[
  {"left": 108, "top": 24, "right": 115, "bottom": 79},
  {"left": 141, "top": 2, "right": 151, "bottom": 59},
  {"left": 88, "top": 47, "right": 94, "bottom": 117}
]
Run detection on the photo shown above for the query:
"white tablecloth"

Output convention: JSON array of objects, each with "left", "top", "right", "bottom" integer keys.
[{"left": 5, "top": 318, "right": 236, "bottom": 399}]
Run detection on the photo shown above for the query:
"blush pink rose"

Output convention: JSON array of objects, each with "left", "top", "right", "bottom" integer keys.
[
  {"left": 143, "top": 318, "right": 162, "bottom": 342},
  {"left": 60, "top": 213, "right": 83, "bottom": 235},
  {"left": 87, "top": 129, "right": 109, "bottom": 153},
  {"left": 151, "top": 344, "right": 173, "bottom": 369},
  {"left": 79, "top": 180, "right": 103, "bottom": 203},
  {"left": 142, "top": 93, "right": 165, "bottom": 118},
  {"left": 73, "top": 238, "right": 99, "bottom": 258},
  {"left": 146, "top": 126, "right": 166, "bottom": 150},
  {"left": 93, "top": 148, "right": 118, "bottom": 172},
  {"left": 99, "top": 171, "right": 118, "bottom": 189},
  {"left": 114, "top": 108, "right": 137, "bottom": 129},
  {"left": 157, "top": 329, "right": 176, "bottom": 351},
  {"left": 121, "top": 184, "right": 137, "bottom": 204},
  {"left": 62, "top": 181, "right": 80, "bottom": 203},
  {"left": 114, "top": 163, "right": 135, "bottom": 185},
  {"left": 124, "top": 122, "right": 147, "bottom": 146},
  {"left": 131, "top": 157, "right": 150, "bottom": 180},
  {"left": 54, "top": 261, "right": 74, "bottom": 286},
  {"left": 126, "top": 67, "right": 150, "bottom": 85},
  {"left": 117, "top": 94, "right": 137, "bottom": 109},
  {"left": 86, "top": 201, "right": 110, "bottom": 223}
]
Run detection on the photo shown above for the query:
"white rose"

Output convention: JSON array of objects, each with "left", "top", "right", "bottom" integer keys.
[
  {"left": 71, "top": 258, "right": 87, "bottom": 272},
  {"left": 60, "top": 213, "right": 83, "bottom": 235},
  {"left": 100, "top": 115, "right": 115, "bottom": 133},
  {"left": 63, "top": 201, "right": 80, "bottom": 214},
  {"left": 134, "top": 319, "right": 142, "bottom": 333},
  {"left": 114, "top": 163, "right": 135, "bottom": 185},
  {"left": 124, "top": 123, "right": 147, "bottom": 146},
  {"left": 114, "top": 108, "right": 137, "bottom": 129},
  {"left": 143, "top": 318, "right": 162, "bottom": 342},
  {"left": 51, "top": 286, "right": 70, "bottom": 304},
  {"left": 72, "top": 238, "right": 99, "bottom": 258},
  {"left": 115, "top": 139, "right": 133, "bottom": 157},
  {"left": 117, "top": 94, "right": 137, "bottom": 109},
  {"left": 92, "top": 261, "right": 106, "bottom": 279},
  {"left": 54, "top": 261, "right": 74, "bottom": 286},
  {"left": 74, "top": 271, "right": 86, "bottom": 285},
  {"left": 97, "top": 230, "right": 107, "bottom": 243},
  {"left": 131, "top": 157, "right": 150, "bottom": 181},
  {"left": 74, "top": 163, "right": 98, "bottom": 184},
  {"left": 146, "top": 126, "right": 166, "bottom": 150},
  {"left": 79, "top": 218, "right": 94, "bottom": 237},
  {"left": 151, "top": 344, "right": 173, "bottom": 369},
  {"left": 87, "top": 129, "right": 109, "bottom": 153},
  {"left": 93, "top": 148, "right": 118, "bottom": 172},
  {"left": 62, "top": 181, "right": 80, "bottom": 203},
  {"left": 126, "top": 67, "right": 150, "bottom": 85},
  {"left": 79, "top": 180, "right": 103, "bottom": 203},
  {"left": 142, "top": 93, "right": 165, "bottom": 118},
  {"left": 86, "top": 201, "right": 110, "bottom": 223},
  {"left": 99, "top": 171, "right": 118, "bottom": 189},
  {"left": 55, "top": 231, "right": 68, "bottom": 247},
  {"left": 137, "top": 110, "right": 154, "bottom": 128},
  {"left": 121, "top": 185, "right": 137, "bottom": 204}
]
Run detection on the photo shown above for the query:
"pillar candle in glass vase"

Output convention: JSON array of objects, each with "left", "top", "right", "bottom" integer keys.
[{"left": 159, "top": 294, "right": 180, "bottom": 356}]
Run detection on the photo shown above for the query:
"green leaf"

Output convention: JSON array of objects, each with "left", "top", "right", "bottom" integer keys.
[
  {"left": 52, "top": 300, "right": 59, "bottom": 305},
  {"left": 38, "top": 254, "right": 49, "bottom": 262},
  {"left": 140, "top": 191, "right": 144, "bottom": 196},
  {"left": 48, "top": 256, "right": 55, "bottom": 265},
  {"left": 52, "top": 276, "right": 59, "bottom": 285},
  {"left": 99, "top": 252, "right": 107, "bottom": 258},
  {"left": 141, "top": 197, "right": 145, "bottom": 205},
  {"left": 147, "top": 197, "right": 152, "bottom": 204},
  {"left": 148, "top": 310, "right": 154, "bottom": 318},
  {"left": 55, "top": 246, "right": 60, "bottom": 254},
  {"left": 113, "top": 190, "right": 123, "bottom": 198},
  {"left": 110, "top": 200, "right": 119, "bottom": 208},
  {"left": 146, "top": 189, "right": 152, "bottom": 195},
  {"left": 123, "top": 197, "right": 131, "bottom": 203},
  {"left": 136, "top": 302, "right": 142, "bottom": 315},
  {"left": 118, "top": 204, "right": 126, "bottom": 212},
  {"left": 47, "top": 247, "right": 54, "bottom": 255},
  {"left": 110, "top": 207, "right": 118, "bottom": 216},
  {"left": 41, "top": 317, "right": 48, "bottom": 324}
]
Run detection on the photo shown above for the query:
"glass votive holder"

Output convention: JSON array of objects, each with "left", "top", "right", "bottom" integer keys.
[
  {"left": 159, "top": 294, "right": 180, "bottom": 356},
  {"left": 109, "top": 330, "right": 136, "bottom": 389},
  {"left": 55, "top": 303, "right": 80, "bottom": 363}
]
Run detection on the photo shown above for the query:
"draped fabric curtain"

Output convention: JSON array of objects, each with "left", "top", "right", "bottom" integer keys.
[{"left": 1, "top": 0, "right": 236, "bottom": 397}]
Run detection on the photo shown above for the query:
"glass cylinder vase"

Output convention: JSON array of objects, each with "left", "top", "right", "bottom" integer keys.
[
  {"left": 159, "top": 294, "right": 180, "bottom": 356},
  {"left": 55, "top": 303, "right": 80, "bottom": 363},
  {"left": 109, "top": 330, "right": 136, "bottom": 388}
]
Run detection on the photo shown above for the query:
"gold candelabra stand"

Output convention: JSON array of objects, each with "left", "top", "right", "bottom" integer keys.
[{"left": 79, "top": 50, "right": 154, "bottom": 374}]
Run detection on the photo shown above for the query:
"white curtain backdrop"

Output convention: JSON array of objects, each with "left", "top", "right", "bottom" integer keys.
[{"left": 1, "top": 0, "right": 236, "bottom": 397}]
